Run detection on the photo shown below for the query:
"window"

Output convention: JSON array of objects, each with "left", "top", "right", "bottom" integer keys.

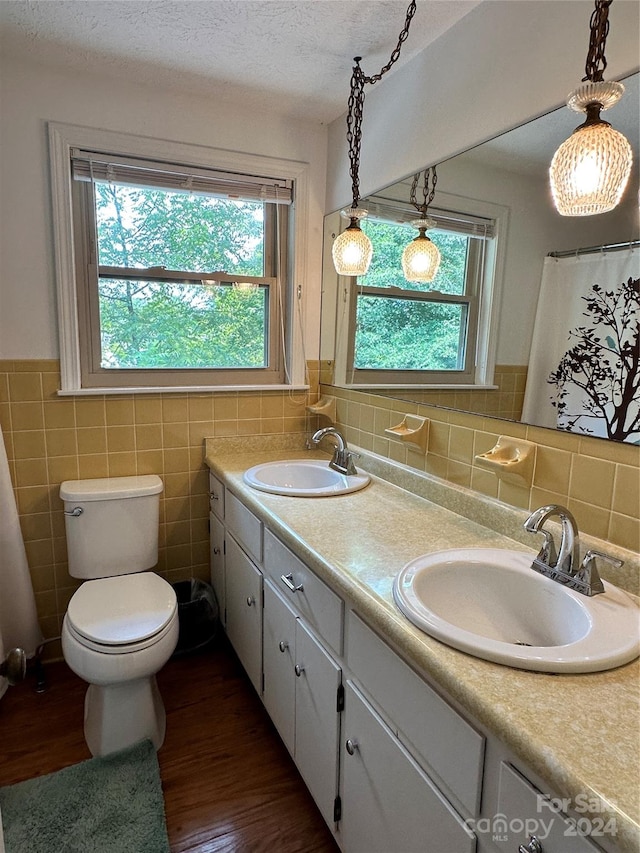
[
  {"left": 332, "top": 196, "right": 502, "bottom": 389},
  {"left": 49, "top": 124, "right": 309, "bottom": 392}
]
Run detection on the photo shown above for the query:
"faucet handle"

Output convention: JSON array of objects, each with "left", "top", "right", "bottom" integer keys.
[{"left": 575, "top": 549, "right": 623, "bottom": 596}]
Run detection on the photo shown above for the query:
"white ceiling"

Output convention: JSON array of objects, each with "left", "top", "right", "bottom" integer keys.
[{"left": 0, "top": 0, "right": 481, "bottom": 123}]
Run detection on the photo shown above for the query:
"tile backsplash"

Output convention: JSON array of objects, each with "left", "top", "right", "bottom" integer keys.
[
  {"left": 0, "top": 359, "right": 319, "bottom": 658},
  {"left": 324, "top": 383, "right": 639, "bottom": 554},
  {"left": 2, "top": 358, "right": 637, "bottom": 660}
]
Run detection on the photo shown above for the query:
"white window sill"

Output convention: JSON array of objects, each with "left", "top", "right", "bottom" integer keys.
[
  {"left": 334, "top": 383, "right": 499, "bottom": 392},
  {"left": 57, "top": 384, "right": 310, "bottom": 396}
]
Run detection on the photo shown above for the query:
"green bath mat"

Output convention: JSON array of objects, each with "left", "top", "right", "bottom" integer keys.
[{"left": 0, "top": 739, "right": 170, "bottom": 853}]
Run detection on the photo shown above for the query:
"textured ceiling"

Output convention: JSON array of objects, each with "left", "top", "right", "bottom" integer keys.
[{"left": 0, "top": 0, "right": 481, "bottom": 123}]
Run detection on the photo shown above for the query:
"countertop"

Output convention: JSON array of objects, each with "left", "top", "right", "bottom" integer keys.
[{"left": 205, "top": 439, "right": 640, "bottom": 852}]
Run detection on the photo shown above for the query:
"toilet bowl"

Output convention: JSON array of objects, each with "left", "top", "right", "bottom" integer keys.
[
  {"left": 62, "top": 572, "right": 178, "bottom": 756},
  {"left": 59, "top": 475, "right": 178, "bottom": 756}
]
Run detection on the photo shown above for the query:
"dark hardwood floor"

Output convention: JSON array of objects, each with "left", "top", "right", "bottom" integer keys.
[{"left": 0, "top": 636, "right": 339, "bottom": 853}]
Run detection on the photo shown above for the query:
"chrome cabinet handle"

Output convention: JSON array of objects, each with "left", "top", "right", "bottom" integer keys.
[
  {"left": 64, "top": 507, "right": 84, "bottom": 517},
  {"left": 294, "top": 664, "right": 304, "bottom": 677},
  {"left": 209, "top": 491, "right": 219, "bottom": 501},
  {"left": 519, "top": 837, "right": 543, "bottom": 853},
  {"left": 278, "top": 640, "right": 288, "bottom": 653},
  {"left": 345, "top": 738, "right": 359, "bottom": 755},
  {"left": 212, "top": 546, "right": 221, "bottom": 555},
  {"left": 246, "top": 596, "right": 255, "bottom": 607},
  {"left": 280, "top": 573, "right": 303, "bottom": 593}
]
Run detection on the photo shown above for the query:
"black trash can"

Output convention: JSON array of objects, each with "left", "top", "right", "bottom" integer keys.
[{"left": 171, "top": 578, "right": 219, "bottom": 656}]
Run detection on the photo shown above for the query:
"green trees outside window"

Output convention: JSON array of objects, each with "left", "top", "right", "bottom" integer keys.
[
  {"left": 354, "top": 218, "right": 471, "bottom": 372},
  {"left": 94, "top": 182, "right": 269, "bottom": 369}
]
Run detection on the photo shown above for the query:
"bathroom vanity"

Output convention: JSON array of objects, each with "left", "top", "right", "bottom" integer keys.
[{"left": 205, "top": 439, "right": 639, "bottom": 853}]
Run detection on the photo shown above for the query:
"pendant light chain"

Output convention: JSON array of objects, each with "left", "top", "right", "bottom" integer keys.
[
  {"left": 583, "top": 0, "right": 612, "bottom": 83},
  {"left": 410, "top": 166, "right": 438, "bottom": 217},
  {"left": 346, "top": 0, "right": 417, "bottom": 208}
]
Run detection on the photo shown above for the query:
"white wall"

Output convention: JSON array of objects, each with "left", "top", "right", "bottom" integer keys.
[
  {"left": 326, "top": 0, "right": 640, "bottom": 212},
  {"left": 434, "top": 156, "right": 637, "bottom": 365},
  {"left": 0, "top": 55, "right": 328, "bottom": 359}
]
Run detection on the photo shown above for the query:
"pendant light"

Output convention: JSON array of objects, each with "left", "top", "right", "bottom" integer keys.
[
  {"left": 550, "top": 0, "right": 633, "bottom": 216},
  {"left": 402, "top": 167, "right": 441, "bottom": 283},
  {"left": 332, "top": 1, "right": 417, "bottom": 276}
]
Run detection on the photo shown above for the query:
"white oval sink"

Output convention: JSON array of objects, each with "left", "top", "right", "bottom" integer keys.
[
  {"left": 393, "top": 548, "right": 640, "bottom": 672},
  {"left": 243, "top": 460, "right": 370, "bottom": 497}
]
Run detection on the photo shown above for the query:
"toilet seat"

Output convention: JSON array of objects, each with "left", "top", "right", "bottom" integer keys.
[{"left": 66, "top": 573, "right": 177, "bottom": 654}]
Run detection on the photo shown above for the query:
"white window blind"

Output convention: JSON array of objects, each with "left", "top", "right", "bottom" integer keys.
[
  {"left": 71, "top": 149, "right": 294, "bottom": 204},
  {"left": 364, "top": 198, "right": 495, "bottom": 238}
]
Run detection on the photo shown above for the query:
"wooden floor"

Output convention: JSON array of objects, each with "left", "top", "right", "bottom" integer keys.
[{"left": 0, "top": 636, "right": 339, "bottom": 852}]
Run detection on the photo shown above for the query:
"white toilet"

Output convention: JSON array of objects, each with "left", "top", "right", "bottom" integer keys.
[{"left": 60, "top": 475, "right": 178, "bottom": 757}]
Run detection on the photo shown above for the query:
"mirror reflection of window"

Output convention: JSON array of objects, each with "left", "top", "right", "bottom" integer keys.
[{"left": 342, "top": 206, "right": 497, "bottom": 387}]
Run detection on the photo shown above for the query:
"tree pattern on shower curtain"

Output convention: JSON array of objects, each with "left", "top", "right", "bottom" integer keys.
[{"left": 548, "top": 276, "right": 640, "bottom": 444}]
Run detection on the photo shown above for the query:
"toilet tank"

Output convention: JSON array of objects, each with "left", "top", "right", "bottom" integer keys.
[{"left": 60, "top": 475, "right": 163, "bottom": 579}]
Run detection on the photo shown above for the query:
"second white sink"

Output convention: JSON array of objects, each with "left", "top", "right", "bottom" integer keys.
[
  {"left": 244, "top": 459, "right": 370, "bottom": 497},
  {"left": 393, "top": 548, "right": 640, "bottom": 672}
]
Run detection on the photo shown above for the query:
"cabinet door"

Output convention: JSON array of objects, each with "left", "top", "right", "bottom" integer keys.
[
  {"left": 340, "top": 681, "right": 476, "bottom": 853},
  {"left": 225, "top": 533, "right": 262, "bottom": 693},
  {"left": 209, "top": 512, "right": 225, "bottom": 627},
  {"left": 294, "top": 619, "right": 342, "bottom": 830},
  {"left": 262, "top": 579, "right": 296, "bottom": 756}
]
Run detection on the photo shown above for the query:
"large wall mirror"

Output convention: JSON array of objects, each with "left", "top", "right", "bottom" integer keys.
[{"left": 320, "top": 71, "right": 639, "bottom": 443}]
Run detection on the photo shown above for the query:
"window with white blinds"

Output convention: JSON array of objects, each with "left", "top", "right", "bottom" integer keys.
[{"left": 48, "top": 123, "right": 308, "bottom": 392}]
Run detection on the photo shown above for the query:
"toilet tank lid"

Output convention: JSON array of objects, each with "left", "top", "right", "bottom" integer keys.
[{"left": 60, "top": 475, "right": 163, "bottom": 502}]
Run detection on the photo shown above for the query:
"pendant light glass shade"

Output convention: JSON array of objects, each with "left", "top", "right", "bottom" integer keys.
[
  {"left": 402, "top": 219, "right": 441, "bottom": 283},
  {"left": 332, "top": 209, "right": 373, "bottom": 276},
  {"left": 550, "top": 74, "right": 633, "bottom": 217},
  {"left": 550, "top": 118, "right": 633, "bottom": 216}
]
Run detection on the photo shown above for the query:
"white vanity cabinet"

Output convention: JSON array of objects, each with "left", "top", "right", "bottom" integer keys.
[
  {"left": 340, "top": 680, "right": 476, "bottom": 853},
  {"left": 224, "top": 533, "right": 263, "bottom": 693},
  {"left": 262, "top": 532, "right": 344, "bottom": 829},
  {"left": 222, "top": 489, "right": 264, "bottom": 694},
  {"left": 208, "top": 472, "right": 225, "bottom": 625},
  {"left": 208, "top": 472, "right": 616, "bottom": 853}
]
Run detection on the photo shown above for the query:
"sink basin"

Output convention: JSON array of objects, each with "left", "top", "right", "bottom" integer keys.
[
  {"left": 243, "top": 460, "right": 370, "bottom": 497},
  {"left": 393, "top": 548, "right": 640, "bottom": 672}
]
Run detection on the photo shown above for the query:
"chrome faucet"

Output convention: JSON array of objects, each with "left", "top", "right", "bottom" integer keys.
[
  {"left": 523, "top": 504, "right": 621, "bottom": 596},
  {"left": 311, "top": 426, "right": 360, "bottom": 476},
  {"left": 524, "top": 504, "right": 580, "bottom": 576}
]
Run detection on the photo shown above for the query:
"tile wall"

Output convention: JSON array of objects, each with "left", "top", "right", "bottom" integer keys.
[
  {"left": 2, "top": 357, "right": 637, "bottom": 660},
  {"left": 325, "top": 384, "right": 639, "bottom": 554},
  {"left": 374, "top": 364, "right": 528, "bottom": 422},
  {"left": 0, "top": 359, "right": 319, "bottom": 658}
]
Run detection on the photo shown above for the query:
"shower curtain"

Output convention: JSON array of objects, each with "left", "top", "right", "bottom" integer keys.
[
  {"left": 522, "top": 249, "right": 640, "bottom": 442},
  {"left": 0, "top": 425, "right": 42, "bottom": 699}
]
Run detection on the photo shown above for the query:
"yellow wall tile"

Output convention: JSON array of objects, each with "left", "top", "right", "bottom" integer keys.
[
  {"left": 75, "top": 398, "right": 106, "bottom": 428},
  {"left": 8, "top": 372, "right": 42, "bottom": 401},
  {"left": 570, "top": 454, "right": 615, "bottom": 509},
  {"left": 46, "top": 428, "right": 78, "bottom": 457},
  {"left": 11, "top": 401, "right": 44, "bottom": 431},
  {"left": 15, "top": 457, "right": 48, "bottom": 487},
  {"left": 44, "top": 400, "right": 75, "bottom": 429},
  {"left": 13, "top": 430, "right": 47, "bottom": 459},
  {"left": 105, "top": 397, "right": 134, "bottom": 425},
  {"left": 613, "top": 464, "right": 640, "bottom": 518},
  {"left": 77, "top": 427, "right": 108, "bottom": 455},
  {"left": 134, "top": 396, "right": 162, "bottom": 424},
  {"left": 533, "top": 446, "right": 572, "bottom": 495}
]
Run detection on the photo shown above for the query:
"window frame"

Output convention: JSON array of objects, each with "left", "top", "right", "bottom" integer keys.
[
  {"left": 49, "top": 122, "right": 310, "bottom": 394},
  {"left": 328, "top": 191, "right": 507, "bottom": 390}
]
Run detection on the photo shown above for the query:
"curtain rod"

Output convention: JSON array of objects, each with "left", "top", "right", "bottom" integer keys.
[{"left": 548, "top": 239, "right": 639, "bottom": 259}]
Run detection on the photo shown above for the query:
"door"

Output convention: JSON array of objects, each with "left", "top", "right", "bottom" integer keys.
[
  {"left": 294, "top": 619, "right": 342, "bottom": 829},
  {"left": 262, "top": 579, "right": 296, "bottom": 755},
  {"left": 339, "top": 681, "right": 476, "bottom": 853},
  {"left": 225, "top": 533, "right": 262, "bottom": 693},
  {"left": 209, "top": 512, "right": 225, "bottom": 626}
]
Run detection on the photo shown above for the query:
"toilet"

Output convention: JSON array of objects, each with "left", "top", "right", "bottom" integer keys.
[{"left": 60, "top": 475, "right": 178, "bottom": 757}]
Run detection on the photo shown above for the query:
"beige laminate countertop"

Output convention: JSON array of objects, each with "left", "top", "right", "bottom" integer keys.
[{"left": 205, "top": 443, "right": 640, "bottom": 852}]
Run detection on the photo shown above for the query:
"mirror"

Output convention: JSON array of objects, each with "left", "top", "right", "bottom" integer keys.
[{"left": 320, "top": 72, "right": 639, "bottom": 442}]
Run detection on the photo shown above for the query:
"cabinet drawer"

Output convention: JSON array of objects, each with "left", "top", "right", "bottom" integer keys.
[
  {"left": 208, "top": 472, "right": 225, "bottom": 520},
  {"left": 347, "top": 612, "right": 484, "bottom": 817},
  {"left": 225, "top": 490, "right": 262, "bottom": 564},
  {"left": 263, "top": 528, "right": 343, "bottom": 655},
  {"left": 494, "top": 763, "right": 601, "bottom": 853}
]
